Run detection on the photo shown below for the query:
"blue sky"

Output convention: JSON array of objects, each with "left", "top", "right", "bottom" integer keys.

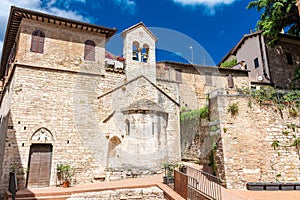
[{"left": 0, "top": 0, "right": 260, "bottom": 65}]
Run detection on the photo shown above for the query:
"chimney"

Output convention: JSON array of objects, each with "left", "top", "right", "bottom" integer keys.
[{"left": 297, "top": 0, "right": 300, "bottom": 17}]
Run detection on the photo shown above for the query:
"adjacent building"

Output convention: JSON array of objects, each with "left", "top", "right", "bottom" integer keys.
[{"left": 219, "top": 31, "right": 300, "bottom": 89}]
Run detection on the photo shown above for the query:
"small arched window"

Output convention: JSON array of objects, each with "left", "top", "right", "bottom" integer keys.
[
  {"left": 132, "top": 41, "right": 139, "bottom": 61},
  {"left": 84, "top": 40, "right": 96, "bottom": 61},
  {"left": 31, "top": 30, "right": 45, "bottom": 53},
  {"left": 141, "top": 44, "right": 149, "bottom": 63}
]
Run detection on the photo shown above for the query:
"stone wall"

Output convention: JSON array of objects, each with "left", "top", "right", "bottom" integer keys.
[
  {"left": 266, "top": 38, "right": 300, "bottom": 89},
  {"left": 67, "top": 186, "right": 165, "bottom": 200},
  {"left": 0, "top": 65, "right": 109, "bottom": 190},
  {"left": 157, "top": 63, "right": 249, "bottom": 109},
  {"left": 0, "top": 64, "right": 128, "bottom": 197},
  {"left": 212, "top": 94, "right": 300, "bottom": 189},
  {"left": 98, "top": 76, "right": 181, "bottom": 170},
  {"left": 16, "top": 18, "right": 106, "bottom": 75},
  {"left": 0, "top": 71, "right": 15, "bottom": 197}
]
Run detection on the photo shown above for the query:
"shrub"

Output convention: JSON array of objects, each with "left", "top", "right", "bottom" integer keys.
[
  {"left": 220, "top": 58, "right": 238, "bottom": 68},
  {"left": 227, "top": 102, "right": 239, "bottom": 116}
]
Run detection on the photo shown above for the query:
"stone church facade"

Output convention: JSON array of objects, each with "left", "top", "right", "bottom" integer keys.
[{"left": 0, "top": 7, "right": 182, "bottom": 194}]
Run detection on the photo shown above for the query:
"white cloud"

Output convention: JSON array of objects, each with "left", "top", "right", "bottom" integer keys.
[
  {"left": 112, "top": 0, "right": 136, "bottom": 15},
  {"left": 47, "top": 7, "right": 87, "bottom": 22},
  {"left": 172, "top": 0, "right": 238, "bottom": 15},
  {"left": 0, "top": 0, "right": 89, "bottom": 59},
  {"left": 173, "top": 0, "right": 236, "bottom": 7}
]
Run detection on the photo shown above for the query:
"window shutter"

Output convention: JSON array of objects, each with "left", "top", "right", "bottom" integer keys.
[
  {"left": 84, "top": 40, "right": 95, "bottom": 61},
  {"left": 31, "top": 30, "right": 45, "bottom": 53},
  {"left": 227, "top": 74, "right": 234, "bottom": 88},
  {"left": 31, "top": 35, "right": 38, "bottom": 52}
]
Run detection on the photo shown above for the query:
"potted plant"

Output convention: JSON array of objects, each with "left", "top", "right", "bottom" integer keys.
[
  {"left": 10, "top": 160, "right": 27, "bottom": 190},
  {"left": 162, "top": 162, "right": 178, "bottom": 184},
  {"left": 57, "top": 164, "right": 75, "bottom": 187}
]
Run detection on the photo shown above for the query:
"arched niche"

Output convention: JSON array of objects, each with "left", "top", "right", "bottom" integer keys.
[
  {"left": 141, "top": 44, "right": 149, "bottom": 63},
  {"left": 132, "top": 41, "right": 140, "bottom": 61},
  {"left": 108, "top": 136, "right": 121, "bottom": 157},
  {"left": 30, "top": 127, "right": 54, "bottom": 144}
]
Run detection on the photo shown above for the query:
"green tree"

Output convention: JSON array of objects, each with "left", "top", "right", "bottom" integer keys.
[{"left": 247, "top": 0, "right": 300, "bottom": 45}]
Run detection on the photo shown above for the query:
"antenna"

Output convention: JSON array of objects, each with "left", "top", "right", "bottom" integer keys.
[{"left": 185, "top": 45, "right": 193, "bottom": 64}]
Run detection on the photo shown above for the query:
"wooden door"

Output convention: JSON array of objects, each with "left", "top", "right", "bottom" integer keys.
[{"left": 27, "top": 144, "right": 52, "bottom": 188}]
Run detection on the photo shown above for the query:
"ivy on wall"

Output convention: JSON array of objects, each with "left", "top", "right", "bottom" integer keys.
[
  {"left": 180, "top": 106, "right": 209, "bottom": 122},
  {"left": 271, "top": 123, "right": 300, "bottom": 153},
  {"left": 240, "top": 86, "right": 300, "bottom": 118}
]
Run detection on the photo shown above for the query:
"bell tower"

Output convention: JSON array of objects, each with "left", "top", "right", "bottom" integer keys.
[{"left": 122, "top": 22, "right": 157, "bottom": 83}]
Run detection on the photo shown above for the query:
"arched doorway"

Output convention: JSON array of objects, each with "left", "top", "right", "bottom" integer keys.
[
  {"left": 107, "top": 136, "right": 122, "bottom": 169},
  {"left": 27, "top": 128, "right": 53, "bottom": 188}
]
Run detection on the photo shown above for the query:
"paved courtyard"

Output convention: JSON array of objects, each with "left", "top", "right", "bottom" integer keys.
[{"left": 6, "top": 172, "right": 300, "bottom": 200}]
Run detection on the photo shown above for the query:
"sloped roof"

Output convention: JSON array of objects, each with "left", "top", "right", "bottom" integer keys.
[
  {"left": 121, "top": 22, "right": 158, "bottom": 42},
  {"left": 0, "top": 6, "right": 117, "bottom": 79},
  {"left": 98, "top": 75, "right": 179, "bottom": 106},
  {"left": 158, "top": 61, "right": 249, "bottom": 73},
  {"left": 122, "top": 99, "right": 166, "bottom": 113}
]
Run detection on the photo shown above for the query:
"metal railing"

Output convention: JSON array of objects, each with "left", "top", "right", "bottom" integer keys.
[{"left": 185, "top": 165, "right": 222, "bottom": 200}]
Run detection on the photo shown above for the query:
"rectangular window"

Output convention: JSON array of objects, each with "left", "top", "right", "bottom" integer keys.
[
  {"left": 254, "top": 58, "right": 259, "bottom": 68},
  {"left": 286, "top": 53, "right": 293, "bottom": 65},
  {"left": 175, "top": 69, "right": 182, "bottom": 82},
  {"left": 205, "top": 73, "right": 212, "bottom": 85}
]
